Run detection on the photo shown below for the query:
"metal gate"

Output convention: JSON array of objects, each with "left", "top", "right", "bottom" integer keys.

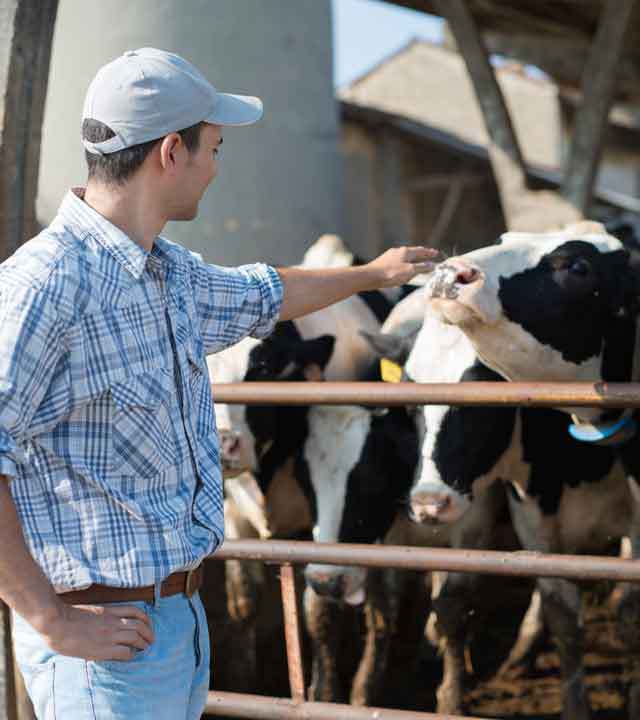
[{"left": 203, "top": 380, "right": 640, "bottom": 719}]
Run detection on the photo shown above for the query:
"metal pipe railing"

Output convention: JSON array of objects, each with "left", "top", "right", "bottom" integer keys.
[
  {"left": 214, "top": 538, "right": 640, "bottom": 584},
  {"left": 211, "top": 380, "right": 640, "bottom": 408},
  {"left": 204, "top": 692, "right": 493, "bottom": 719},
  {"left": 204, "top": 379, "right": 640, "bottom": 719}
]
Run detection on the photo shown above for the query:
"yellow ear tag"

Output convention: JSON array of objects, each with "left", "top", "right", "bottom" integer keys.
[{"left": 380, "top": 357, "right": 403, "bottom": 383}]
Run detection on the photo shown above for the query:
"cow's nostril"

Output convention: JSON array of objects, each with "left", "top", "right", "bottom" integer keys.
[
  {"left": 306, "top": 572, "right": 344, "bottom": 600},
  {"left": 220, "top": 432, "right": 241, "bottom": 456},
  {"left": 454, "top": 266, "right": 480, "bottom": 285}
]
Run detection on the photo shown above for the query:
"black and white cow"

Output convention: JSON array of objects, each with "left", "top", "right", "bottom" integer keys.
[
  {"left": 362, "top": 310, "right": 518, "bottom": 716},
  {"left": 207, "top": 263, "right": 421, "bottom": 703},
  {"left": 412, "top": 222, "right": 640, "bottom": 719}
]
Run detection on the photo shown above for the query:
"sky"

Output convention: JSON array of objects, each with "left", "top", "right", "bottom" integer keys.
[{"left": 332, "top": 0, "right": 444, "bottom": 88}]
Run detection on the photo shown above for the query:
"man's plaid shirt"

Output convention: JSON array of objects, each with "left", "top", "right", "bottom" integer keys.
[{"left": 0, "top": 189, "right": 282, "bottom": 590}]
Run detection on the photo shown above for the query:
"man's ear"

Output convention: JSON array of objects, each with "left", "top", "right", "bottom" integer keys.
[{"left": 159, "top": 133, "right": 183, "bottom": 170}]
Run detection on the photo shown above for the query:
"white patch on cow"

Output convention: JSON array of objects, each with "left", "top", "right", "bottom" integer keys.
[
  {"left": 207, "top": 337, "right": 262, "bottom": 473},
  {"left": 295, "top": 295, "right": 383, "bottom": 380},
  {"left": 305, "top": 406, "right": 372, "bottom": 543},
  {"left": 304, "top": 405, "right": 372, "bottom": 598}
]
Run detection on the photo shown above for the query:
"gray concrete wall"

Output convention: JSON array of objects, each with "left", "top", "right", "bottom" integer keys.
[{"left": 37, "top": 0, "right": 343, "bottom": 266}]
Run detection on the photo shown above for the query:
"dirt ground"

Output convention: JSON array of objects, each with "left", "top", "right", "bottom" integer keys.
[{"left": 201, "top": 562, "right": 633, "bottom": 719}]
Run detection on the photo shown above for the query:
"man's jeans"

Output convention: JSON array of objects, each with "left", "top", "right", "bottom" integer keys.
[{"left": 11, "top": 591, "right": 210, "bottom": 720}]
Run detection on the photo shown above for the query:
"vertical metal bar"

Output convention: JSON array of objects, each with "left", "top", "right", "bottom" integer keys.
[{"left": 279, "top": 563, "right": 305, "bottom": 702}]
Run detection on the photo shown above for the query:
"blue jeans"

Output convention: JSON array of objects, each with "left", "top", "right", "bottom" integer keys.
[{"left": 11, "top": 591, "right": 210, "bottom": 720}]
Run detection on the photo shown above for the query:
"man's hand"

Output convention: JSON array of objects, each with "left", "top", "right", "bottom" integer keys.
[
  {"left": 44, "top": 602, "right": 154, "bottom": 662},
  {"left": 366, "top": 246, "right": 439, "bottom": 288},
  {"left": 277, "top": 245, "right": 439, "bottom": 321}
]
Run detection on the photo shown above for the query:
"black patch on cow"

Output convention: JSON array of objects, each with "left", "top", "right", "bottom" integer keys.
[
  {"left": 293, "top": 450, "right": 317, "bottom": 524},
  {"left": 432, "top": 362, "right": 516, "bottom": 496},
  {"left": 498, "top": 242, "right": 638, "bottom": 368},
  {"left": 338, "top": 406, "right": 418, "bottom": 543},
  {"left": 244, "top": 320, "right": 335, "bottom": 495},
  {"left": 356, "top": 289, "right": 394, "bottom": 325},
  {"left": 616, "top": 412, "right": 640, "bottom": 481},
  {"left": 520, "top": 407, "right": 616, "bottom": 515}
]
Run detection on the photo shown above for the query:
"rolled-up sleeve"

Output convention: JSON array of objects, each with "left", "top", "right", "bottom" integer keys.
[
  {"left": 189, "top": 257, "right": 283, "bottom": 354},
  {"left": 0, "top": 282, "right": 66, "bottom": 478}
]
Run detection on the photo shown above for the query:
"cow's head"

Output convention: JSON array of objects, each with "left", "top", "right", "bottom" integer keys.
[
  {"left": 368, "top": 313, "right": 517, "bottom": 527},
  {"left": 208, "top": 321, "right": 335, "bottom": 478},
  {"left": 428, "top": 223, "right": 640, "bottom": 424},
  {"left": 303, "top": 359, "right": 418, "bottom": 605}
]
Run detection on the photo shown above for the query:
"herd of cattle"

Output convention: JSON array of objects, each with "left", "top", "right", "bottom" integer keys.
[{"left": 208, "top": 219, "right": 640, "bottom": 720}]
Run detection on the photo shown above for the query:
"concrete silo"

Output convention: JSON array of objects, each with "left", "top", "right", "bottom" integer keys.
[{"left": 37, "top": 0, "right": 344, "bottom": 266}]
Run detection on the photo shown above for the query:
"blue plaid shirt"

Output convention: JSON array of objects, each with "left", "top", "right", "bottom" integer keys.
[{"left": 0, "top": 189, "right": 282, "bottom": 590}]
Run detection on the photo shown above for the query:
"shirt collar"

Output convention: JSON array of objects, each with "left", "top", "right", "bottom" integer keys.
[{"left": 57, "top": 188, "right": 153, "bottom": 280}]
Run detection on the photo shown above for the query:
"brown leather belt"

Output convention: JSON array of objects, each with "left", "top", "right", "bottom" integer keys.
[{"left": 57, "top": 565, "right": 204, "bottom": 605}]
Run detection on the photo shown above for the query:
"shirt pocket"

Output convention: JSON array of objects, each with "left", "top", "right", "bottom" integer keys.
[
  {"left": 185, "top": 342, "right": 216, "bottom": 441},
  {"left": 110, "top": 367, "right": 178, "bottom": 478}
]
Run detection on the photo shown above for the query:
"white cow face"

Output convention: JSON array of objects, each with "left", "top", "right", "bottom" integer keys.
[
  {"left": 427, "top": 228, "right": 639, "bottom": 422},
  {"left": 303, "top": 402, "right": 418, "bottom": 604},
  {"left": 207, "top": 337, "right": 262, "bottom": 477},
  {"left": 405, "top": 315, "right": 516, "bottom": 525}
]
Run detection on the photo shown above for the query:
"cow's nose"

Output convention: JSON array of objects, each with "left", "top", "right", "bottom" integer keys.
[
  {"left": 220, "top": 429, "right": 242, "bottom": 459},
  {"left": 305, "top": 570, "right": 344, "bottom": 600},
  {"left": 446, "top": 258, "right": 481, "bottom": 285},
  {"left": 410, "top": 489, "right": 452, "bottom": 523}
]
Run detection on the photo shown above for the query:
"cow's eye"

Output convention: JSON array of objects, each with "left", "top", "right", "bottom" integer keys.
[{"left": 568, "top": 258, "right": 591, "bottom": 276}]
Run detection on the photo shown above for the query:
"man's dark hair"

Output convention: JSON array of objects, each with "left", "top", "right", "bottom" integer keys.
[{"left": 82, "top": 119, "right": 205, "bottom": 185}]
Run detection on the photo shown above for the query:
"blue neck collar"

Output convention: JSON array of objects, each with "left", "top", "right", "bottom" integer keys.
[{"left": 568, "top": 411, "right": 637, "bottom": 447}]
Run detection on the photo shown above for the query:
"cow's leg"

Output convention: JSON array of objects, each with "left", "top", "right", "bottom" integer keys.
[
  {"left": 304, "top": 586, "right": 343, "bottom": 701},
  {"left": 431, "top": 569, "right": 474, "bottom": 714},
  {"left": 224, "top": 557, "right": 259, "bottom": 692},
  {"left": 498, "top": 588, "right": 546, "bottom": 677},
  {"left": 508, "top": 493, "right": 590, "bottom": 720},
  {"left": 350, "top": 568, "right": 398, "bottom": 706},
  {"left": 538, "top": 577, "right": 590, "bottom": 720},
  {"left": 615, "top": 478, "right": 640, "bottom": 719}
]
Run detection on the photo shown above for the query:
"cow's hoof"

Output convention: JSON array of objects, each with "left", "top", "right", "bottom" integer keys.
[
  {"left": 436, "top": 685, "right": 464, "bottom": 716},
  {"left": 561, "top": 683, "right": 591, "bottom": 720}
]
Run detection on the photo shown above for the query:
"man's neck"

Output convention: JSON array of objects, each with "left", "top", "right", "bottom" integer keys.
[{"left": 83, "top": 179, "right": 166, "bottom": 252}]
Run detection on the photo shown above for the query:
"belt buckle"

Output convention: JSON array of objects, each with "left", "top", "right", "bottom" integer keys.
[{"left": 185, "top": 566, "right": 200, "bottom": 598}]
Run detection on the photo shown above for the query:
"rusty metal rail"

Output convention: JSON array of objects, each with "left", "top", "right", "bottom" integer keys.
[
  {"left": 204, "top": 380, "right": 640, "bottom": 719},
  {"left": 205, "top": 540, "right": 640, "bottom": 720},
  {"left": 211, "top": 380, "right": 640, "bottom": 408},
  {"left": 204, "top": 692, "right": 493, "bottom": 719},
  {"left": 213, "top": 538, "right": 640, "bottom": 583}
]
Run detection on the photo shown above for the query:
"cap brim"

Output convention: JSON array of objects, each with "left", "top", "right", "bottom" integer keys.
[{"left": 206, "top": 93, "right": 263, "bottom": 127}]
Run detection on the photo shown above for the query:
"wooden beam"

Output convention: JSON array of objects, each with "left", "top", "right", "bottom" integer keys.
[
  {"left": 433, "top": 0, "right": 527, "bottom": 228},
  {"left": 0, "top": 4, "right": 57, "bottom": 718},
  {"left": 435, "top": 0, "right": 582, "bottom": 230},
  {"left": 428, "top": 174, "right": 466, "bottom": 247},
  {"left": 406, "top": 171, "right": 486, "bottom": 191},
  {"left": 0, "top": 0, "right": 58, "bottom": 260},
  {"left": 562, "top": 0, "right": 637, "bottom": 214}
]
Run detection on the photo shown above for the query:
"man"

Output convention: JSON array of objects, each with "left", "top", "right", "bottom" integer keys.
[{"left": 0, "top": 48, "right": 436, "bottom": 719}]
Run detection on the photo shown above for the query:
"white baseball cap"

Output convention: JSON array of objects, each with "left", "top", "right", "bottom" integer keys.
[{"left": 82, "top": 47, "right": 263, "bottom": 155}]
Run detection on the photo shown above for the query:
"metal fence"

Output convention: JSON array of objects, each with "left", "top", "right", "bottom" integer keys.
[{"left": 203, "top": 380, "right": 640, "bottom": 720}]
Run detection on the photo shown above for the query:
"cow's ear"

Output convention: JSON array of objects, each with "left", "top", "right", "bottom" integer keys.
[
  {"left": 609, "top": 258, "right": 640, "bottom": 319},
  {"left": 295, "top": 335, "right": 336, "bottom": 373},
  {"left": 360, "top": 329, "right": 418, "bottom": 366}
]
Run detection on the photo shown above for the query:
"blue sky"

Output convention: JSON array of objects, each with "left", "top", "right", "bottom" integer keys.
[{"left": 332, "top": 0, "right": 444, "bottom": 88}]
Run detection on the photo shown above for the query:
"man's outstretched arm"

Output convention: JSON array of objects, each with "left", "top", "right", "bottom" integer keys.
[
  {"left": 0, "top": 478, "right": 154, "bottom": 661},
  {"left": 277, "top": 246, "right": 437, "bottom": 321}
]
